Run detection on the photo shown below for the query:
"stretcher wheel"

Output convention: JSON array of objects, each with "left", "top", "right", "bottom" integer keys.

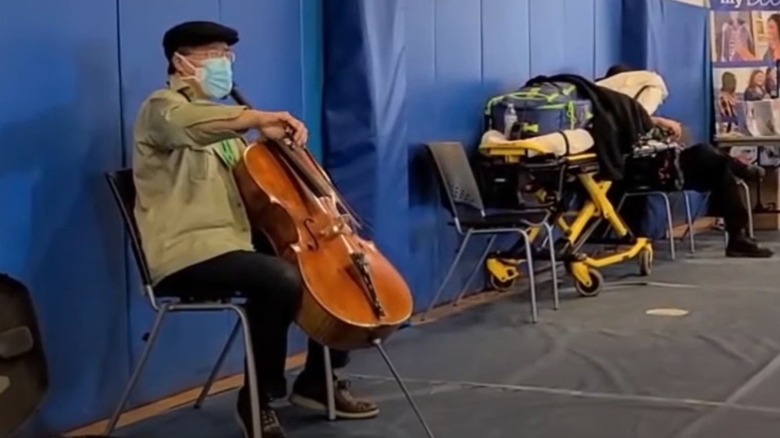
[
  {"left": 574, "top": 269, "right": 603, "bottom": 297},
  {"left": 489, "top": 275, "right": 516, "bottom": 292},
  {"left": 638, "top": 249, "right": 653, "bottom": 277}
]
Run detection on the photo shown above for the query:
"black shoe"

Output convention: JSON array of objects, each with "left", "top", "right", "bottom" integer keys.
[
  {"left": 237, "top": 389, "right": 287, "bottom": 438},
  {"left": 726, "top": 236, "right": 774, "bottom": 258},
  {"left": 289, "top": 375, "right": 380, "bottom": 420}
]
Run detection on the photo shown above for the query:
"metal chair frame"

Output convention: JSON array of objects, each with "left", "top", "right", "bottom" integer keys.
[
  {"left": 422, "top": 142, "right": 559, "bottom": 323},
  {"left": 617, "top": 190, "right": 690, "bottom": 260},
  {"left": 104, "top": 169, "right": 270, "bottom": 436},
  {"left": 684, "top": 179, "right": 754, "bottom": 247},
  {"left": 620, "top": 179, "right": 754, "bottom": 260}
]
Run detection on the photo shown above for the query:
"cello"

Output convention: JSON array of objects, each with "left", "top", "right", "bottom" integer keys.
[{"left": 230, "top": 87, "right": 414, "bottom": 352}]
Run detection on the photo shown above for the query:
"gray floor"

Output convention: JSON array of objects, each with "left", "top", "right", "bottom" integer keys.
[{"left": 118, "top": 231, "right": 780, "bottom": 438}]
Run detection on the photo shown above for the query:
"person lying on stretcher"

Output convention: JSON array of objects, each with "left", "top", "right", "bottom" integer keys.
[{"left": 603, "top": 64, "right": 771, "bottom": 258}]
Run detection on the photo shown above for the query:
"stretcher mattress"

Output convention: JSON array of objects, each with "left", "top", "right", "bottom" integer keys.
[{"left": 480, "top": 71, "right": 668, "bottom": 157}]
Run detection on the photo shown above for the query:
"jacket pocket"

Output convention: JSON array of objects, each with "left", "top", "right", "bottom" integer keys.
[{"left": 188, "top": 148, "right": 214, "bottom": 182}]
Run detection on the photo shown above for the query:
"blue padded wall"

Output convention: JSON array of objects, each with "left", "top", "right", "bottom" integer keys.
[
  {"left": 323, "top": 0, "right": 625, "bottom": 310},
  {"left": 322, "top": 0, "right": 411, "bottom": 278},
  {"left": 0, "top": 0, "right": 321, "bottom": 433},
  {"left": 0, "top": 0, "right": 128, "bottom": 434}
]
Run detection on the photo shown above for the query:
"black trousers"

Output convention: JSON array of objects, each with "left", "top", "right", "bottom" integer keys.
[
  {"left": 614, "top": 143, "right": 751, "bottom": 237},
  {"left": 679, "top": 143, "right": 750, "bottom": 235},
  {"left": 158, "top": 244, "right": 349, "bottom": 399}
]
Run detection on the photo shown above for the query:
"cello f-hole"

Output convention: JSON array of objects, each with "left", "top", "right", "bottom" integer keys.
[{"left": 303, "top": 218, "right": 319, "bottom": 250}]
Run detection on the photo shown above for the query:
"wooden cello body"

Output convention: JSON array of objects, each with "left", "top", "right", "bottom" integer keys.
[{"left": 231, "top": 90, "right": 413, "bottom": 351}]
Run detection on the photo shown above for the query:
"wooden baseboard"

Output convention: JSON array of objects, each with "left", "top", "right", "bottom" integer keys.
[
  {"left": 66, "top": 217, "right": 717, "bottom": 436},
  {"left": 65, "top": 354, "right": 306, "bottom": 436},
  {"left": 671, "top": 217, "right": 716, "bottom": 238}
]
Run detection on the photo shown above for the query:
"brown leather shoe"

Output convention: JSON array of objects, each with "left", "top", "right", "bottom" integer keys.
[
  {"left": 235, "top": 408, "right": 287, "bottom": 438},
  {"left": 236, "top": 389, "right": 287, "bottom": 437},
  {"left": 289, "top": 377, "right": 380, "bottom": 420}
]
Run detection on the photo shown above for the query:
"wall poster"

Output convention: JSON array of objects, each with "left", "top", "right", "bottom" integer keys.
[{"left": 711, "top": 0, "right": 780, "bottom": 165}]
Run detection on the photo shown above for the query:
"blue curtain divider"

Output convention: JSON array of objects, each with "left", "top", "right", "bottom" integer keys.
[{"left": 322, "top": 0, "right": 411, "bottom": 279}]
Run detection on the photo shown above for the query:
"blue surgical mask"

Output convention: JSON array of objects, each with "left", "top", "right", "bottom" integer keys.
[{"left": 200, "top": 57, "right": 233, "bottom": 99}]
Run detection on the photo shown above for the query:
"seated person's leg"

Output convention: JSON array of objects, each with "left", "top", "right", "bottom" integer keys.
[
  {"left": 157, "top": 248, "right": 377, "bottom": 438},
  {"left": 718, "top": 148, "right": 765, "bottom": 182},
  {"left": 158, "top": 251, "right": 296, "bottom": 437},
  {"left": 680, "top": 130, "right": 763, "bottom": 182},
  {"left": 289, "top": 339, "right": 379, "bottom": 419},
  {"left": 253, "top": 232, "right": 377, "bottom": 418},
  {"left": 680, "top": 144, "right": 773, "bottom": 258}
]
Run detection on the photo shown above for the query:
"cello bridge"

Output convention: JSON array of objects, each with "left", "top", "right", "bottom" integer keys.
[{"left": 319, "top": 215, "right": 353, "bottom": 239}]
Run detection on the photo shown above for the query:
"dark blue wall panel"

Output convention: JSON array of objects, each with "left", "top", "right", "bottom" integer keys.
[
  {"left": 301, "top": 0, "right": 325, "bottom": 161},
  {"left": 481, "top": 0, "right": 531, "bottom": 90},
  {"left": 529, "top": 0, "right": 568, "bottom": 76},
  {"left": 322, "top": 0, "right": 411, "bottom": 282},
  {"left": 564, "top": 0, "right": 597, "bottom": 78},
  {"left": 0, "top": 0, "right": 127, "bottom": 434},
  {"left": 595, "top": 0, "right": 624, "bottom": 78},
  {"left": 221, "top": 0, "right": 304, "bottom": 113}
]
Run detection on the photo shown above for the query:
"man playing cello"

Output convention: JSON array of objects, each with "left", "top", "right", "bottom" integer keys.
[{"left": 132, "top": 21, "right": 379, "bottom": 437}]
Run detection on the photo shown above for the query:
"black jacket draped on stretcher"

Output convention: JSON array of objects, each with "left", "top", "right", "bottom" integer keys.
[{"left": 526, "top": 74, "right": 655, "bottom": 181}]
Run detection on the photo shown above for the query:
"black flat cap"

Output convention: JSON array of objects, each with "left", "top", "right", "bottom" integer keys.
[{"left": 163, "top": 21, "right": 239, "bottom": 60}]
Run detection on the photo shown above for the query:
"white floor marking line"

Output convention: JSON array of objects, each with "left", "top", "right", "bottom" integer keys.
[{"left": 346, "top": 373, "right": 780, "bottom": 416}]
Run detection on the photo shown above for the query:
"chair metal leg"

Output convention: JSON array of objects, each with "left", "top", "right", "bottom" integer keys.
[
  {"left": 195, "top": 319, "right": 242, "bottom": 409},
  {"left": 371, "top": 339, "right": 436, "bottom": 438},
  {"left": 104, "top": 305, "right": 170, "bottom": 435},
  {"left": 681, "top": 192, "right": 708, "bottom": 241},
  {"left": 738, "top": 180, "right": 755, "bottom": 238},
  {"left": 324, "top": 346, "right": 336, "bottom": 421},
  {"left": 658, "top": 193, "right": 676, "bottom": 260},
  {"left": 234, "top": 305, "right": 263, "bottom": 438},
  {"left": 683, "top": 191, "right": 695, "bottom": 253},
  {"left": 421, "top": 231, "right": 473, "bottom": 320},
  {"left": 542, "top": 222, "right": 560, "bottom": 310},
  {"left": 516, "top": 229, "right": 538, "bottom": 323},
  {"left": 454, "top": 235, "right": 497, "bottom": 305}
]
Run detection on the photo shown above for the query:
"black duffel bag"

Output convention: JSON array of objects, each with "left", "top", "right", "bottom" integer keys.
[{"left": 624, "top": 128, "right": 685, "bottom": 192}]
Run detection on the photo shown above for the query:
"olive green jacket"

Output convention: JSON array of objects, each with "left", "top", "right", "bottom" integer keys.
[{"left": 132, "top": 76, "right": 253, "bottom": 284}]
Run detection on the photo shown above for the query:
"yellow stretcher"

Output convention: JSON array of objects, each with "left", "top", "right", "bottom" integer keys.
[{"left": 478, "top": 138, "right": 653, "bottom": 297}]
